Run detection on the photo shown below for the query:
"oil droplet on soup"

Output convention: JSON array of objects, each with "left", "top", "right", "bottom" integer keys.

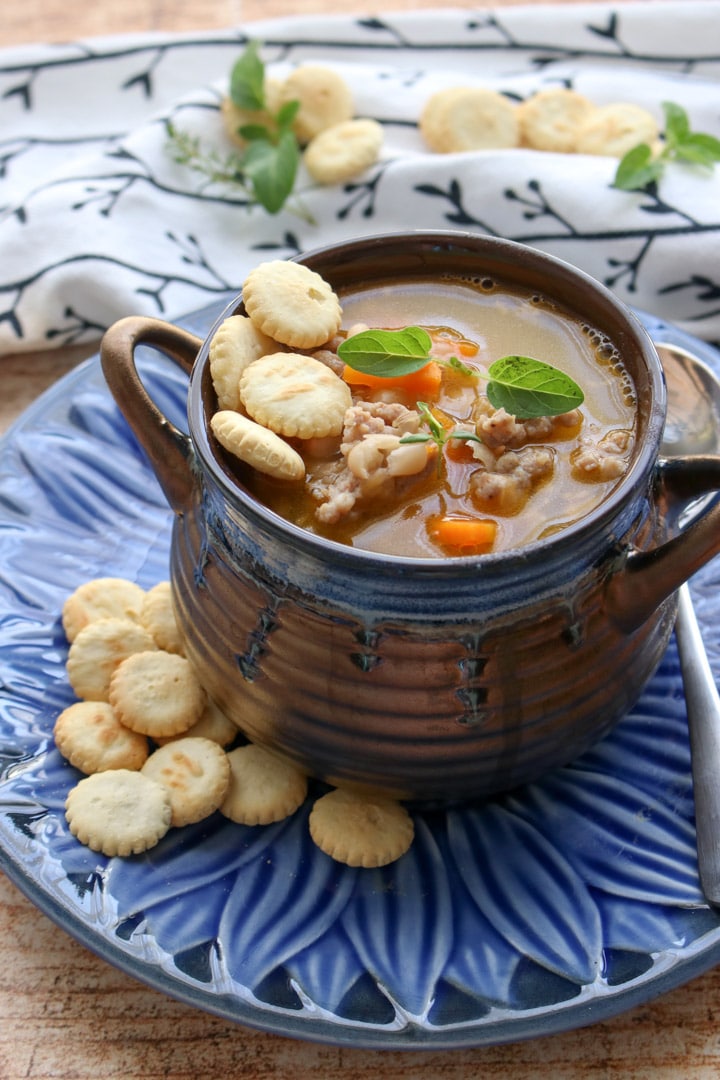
[{"left": 243, "top": 279, "right": 636, "bottom": 558}]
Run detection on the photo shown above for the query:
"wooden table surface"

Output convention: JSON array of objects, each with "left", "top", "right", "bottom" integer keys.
[{"left": 3, "top": 1, "right": 720, "bottom": 1077}]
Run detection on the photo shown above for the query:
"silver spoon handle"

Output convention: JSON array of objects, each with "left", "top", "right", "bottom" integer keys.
[{"left": 675, "top": 583, "right": 720, "bottom": 905}]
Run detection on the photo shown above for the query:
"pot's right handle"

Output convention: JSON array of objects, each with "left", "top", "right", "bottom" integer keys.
[
  {"left": 100, "top": 315, "right": 202, "bottom": 514},
  {"left": 605, "top": 455, "right": 720, "bottom": 631}
]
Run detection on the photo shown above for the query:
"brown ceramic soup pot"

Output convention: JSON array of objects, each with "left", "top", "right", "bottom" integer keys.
[{"left": 100, "top": 231, "right": 720, "bottom": 803}]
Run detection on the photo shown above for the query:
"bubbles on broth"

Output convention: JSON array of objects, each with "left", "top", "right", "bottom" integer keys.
[
  {"left": 581, "top": 323, "right": 636, "bottom": 408},
  {"left": 448, "top": 273, "right": 497, "bottom": 292},
  {"left": 582, "top": 323, "right": 616, "bottom": 361}
]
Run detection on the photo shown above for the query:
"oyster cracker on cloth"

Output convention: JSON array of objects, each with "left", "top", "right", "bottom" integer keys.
[{"left": 0, "top": 0, "right": 718, "bottom": 358}]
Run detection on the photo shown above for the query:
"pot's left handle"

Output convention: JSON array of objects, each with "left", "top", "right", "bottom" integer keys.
[{"left": 101, "top": 315, "right": 202, "bottom": 514}]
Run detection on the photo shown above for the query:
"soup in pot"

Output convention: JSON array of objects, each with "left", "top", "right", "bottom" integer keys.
[{"left": 209, "top": 274, "right": 636, "bottom": 558}]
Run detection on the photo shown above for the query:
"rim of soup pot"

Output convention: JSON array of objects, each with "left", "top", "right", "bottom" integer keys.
[{"left": 187, "top": 231, "right": 665, "bottom": 578}]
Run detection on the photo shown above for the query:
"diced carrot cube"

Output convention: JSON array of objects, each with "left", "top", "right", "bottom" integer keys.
[{"left": 430, "top": 515, "right": 497, "bottom": 554}]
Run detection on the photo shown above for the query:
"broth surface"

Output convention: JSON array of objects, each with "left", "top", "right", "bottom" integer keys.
[{"left": 241, "top": 278, "right": 636, "bottom": 557}]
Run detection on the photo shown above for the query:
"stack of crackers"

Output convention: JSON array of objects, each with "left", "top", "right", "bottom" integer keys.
[
  {"left": 208, "top": 258, "right": 354, "bottom": 482},
  {"left": 56, "top": 575, "right": 414, "bottom": 867}
]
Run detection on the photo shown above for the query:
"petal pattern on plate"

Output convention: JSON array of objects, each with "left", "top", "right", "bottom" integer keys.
[
  {"left": 2, "top": 747, "right": 78, "bottom": 812},
  {"left": 577, "top": 650, "right": 694, "bottom": 819},
  {"left": 107, "top": 814, "right": 294, "bottom": 917},
  {"left": 599, "top": 893, "right": 716, "bottom": 954},
  {"left": 340, "top": 818, "right": 454, "bottom": 1019},
  {"left": 285, "top": 924, "right": 371, "bottom": 1018},
  {"left": 447, "top": 803, "right": 603, "bottom": 986},
  {"left": 512, "top": 769, "right": 703, "bottom": 906},
  {"left": 0, "top": 695, "right": 55, "bottom": 765},
  {"left": 218, "top": 807, "right": 356, "bottom": 990},
  {"left": 440, "top": 847, "right": 524, "bottom": 1005}
]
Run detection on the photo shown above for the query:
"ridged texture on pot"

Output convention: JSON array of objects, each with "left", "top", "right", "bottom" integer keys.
[{"left": 170, "top": 496, "right": 675, "bottom": 803}]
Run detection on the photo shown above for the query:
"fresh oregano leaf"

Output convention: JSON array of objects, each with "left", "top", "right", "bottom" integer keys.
[
  {"left": 613, "top": 142, "right": 664, "bottom": 190},
  {"left": 337, "top": 327, "right": 435, "bottom": 377},
  {"left": 486, "top": 355, "right": 584, "bottom": 418},
  {"left": 229, "top": 40, "right": 266, "bottom": 110},
  {"left": 243, "top": 129, "right": 300, "bottom": 214},
  {"left": 276, "top": 100, "right": 301, "bottom": 128},
  {"left": 663, "top": 100, "right": 690, "bottom": 145},
  {"left": 674, "top": 133, "right": 720, "bottom": 167},
  {"left": 613, "top": 99, "right": 720, "bottom": 191},
  {"left": 663, "top": 102, "right": 720, "bottom": 165},
  {"left": 238, "top": 123, "right": 270, "bottom": 142}
]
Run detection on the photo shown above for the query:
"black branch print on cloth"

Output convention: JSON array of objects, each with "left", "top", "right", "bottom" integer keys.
[
  {"left": 45, "top": 307, "right": 108, "bottom": 346},
  {"left": 660, "top": 275, "right": 720, "bottom": 322},
  {"left": 415, "top": 172, "right": 718, "bottom": 327},
  {"left": 120, "top": 48, "right": 169, "bottom": 100},
  {"left": 0, "top": 4, "right": 719, "bottom": 354},
  {"left": 337, "top": 164, "right": 391, "bottom": 220},
  {"left": 2, "top": 67, "right": 39, "bottom": 111},
  {"left": 414, "top": 178, "right": 502, "bottom": 232}
]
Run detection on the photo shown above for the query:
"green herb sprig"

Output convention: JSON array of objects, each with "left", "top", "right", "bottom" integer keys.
[
  {"left": 336, "top": 326, "right": 584, "bottom": 417},
  {"left": 613, "top": 101, "right": 720, "bottom": 192},
  {"left": 229, "top": 42, "right": 302, "bottom": 214},
  {"left": 395, "top": 403, "right": 481, "bottom": 476},
  {"left": 336, "top": 326, "right": 437, "bottom": 377},
  {"left": 165, "top": 123, "right": 248, "bottom": 188},
  {"left": 166, "top": 41, "right": 304, "bottom": 216},
  {"left": 485, "top": 354, "right": 585, "bottom": 417}
]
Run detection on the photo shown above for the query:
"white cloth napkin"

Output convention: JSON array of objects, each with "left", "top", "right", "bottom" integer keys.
[{"left": 0, "top": 1, "right": 719, "bottom": 357}]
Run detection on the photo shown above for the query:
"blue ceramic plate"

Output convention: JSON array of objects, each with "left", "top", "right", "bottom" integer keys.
[{"left": 2, "top": 303, "right": 720, "bottom": 1050}]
